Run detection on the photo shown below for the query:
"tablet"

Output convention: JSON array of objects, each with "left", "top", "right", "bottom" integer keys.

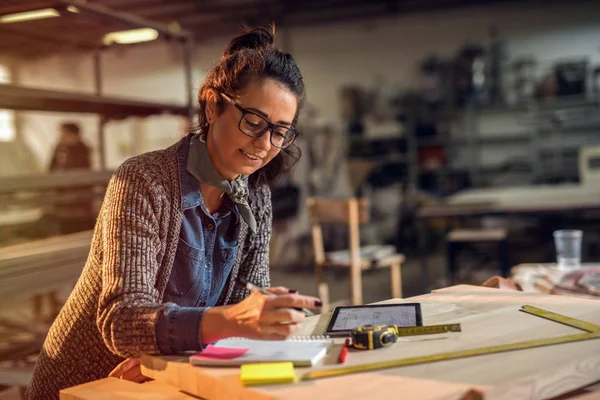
[{"left": 325, "top": 303, "right": 422, "bottom": 336}]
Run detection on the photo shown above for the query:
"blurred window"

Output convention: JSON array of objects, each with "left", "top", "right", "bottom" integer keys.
[{"left": 0, "top": 65, "right": 15, "bottom": 142}]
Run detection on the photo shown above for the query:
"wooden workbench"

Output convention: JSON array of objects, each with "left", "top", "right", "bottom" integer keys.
[
  {"left": 61, "top": 285, "right": 600, "bottom": 400},
  {"left": 415, "top": 183, "right": 600, "bottom": 292},
  {"left": 419, "top": 183, "right": 600, "bottom": 218}
]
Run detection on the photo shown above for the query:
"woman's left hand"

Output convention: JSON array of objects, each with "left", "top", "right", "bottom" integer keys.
[{"left": 108, "top": 358, "right": 151, "bottom": 383}]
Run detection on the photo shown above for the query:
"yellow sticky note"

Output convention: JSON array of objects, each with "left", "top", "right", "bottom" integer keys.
[{"left": 240, "top": 362, "right": 296, "bottom": 386}]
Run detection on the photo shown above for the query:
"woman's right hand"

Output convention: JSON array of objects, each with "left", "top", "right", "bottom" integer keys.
[{"left": 200, "top": 290, "right": 322, "bottom": 343}]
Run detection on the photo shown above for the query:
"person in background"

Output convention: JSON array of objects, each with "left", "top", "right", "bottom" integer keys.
[
  {"left": 27, "top": 25, "right": 321, "bottom": 400},
  {"left": 49, "top": 122, "right": 91, "bottom": 171},
  {"left": 48, "top": 122, "right": 95, "bottom": 235}
]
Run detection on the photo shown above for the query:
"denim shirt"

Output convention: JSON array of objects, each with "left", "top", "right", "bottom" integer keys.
[{"left": 156, "top": 134, "right": 240, "bottom": 354}]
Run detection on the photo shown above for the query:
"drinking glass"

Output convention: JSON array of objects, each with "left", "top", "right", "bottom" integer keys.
[{"left": 553, "top": 230, "right": 583, "bottom": 269}]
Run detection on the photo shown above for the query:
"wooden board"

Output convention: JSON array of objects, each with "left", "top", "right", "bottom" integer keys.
[
  {"left": 418, "top": 184, "right": 600, "bottom": 218},
  {"left": 0, "top": 366, "right": 34, "bottom": 387},
  {"left": 0, "top": 231, "right": 92, "bottom": 304},
  {"left": 0, "top": 387, "right": 21, "bottom": 400},
  {"left": 60, "top": 378, "right": 196, "bottom": 400},
  {"left": 447, "top": 184, "right": 600, "bottom": 209},
  {"left": 0, "top": 84, "right": 188, "bottom": 119},
  {"left": 0, "top": 170, "right": 112, "bottom": 194},
  {"left": 138, "top": 285, "right": 600, "bottom": 400}
]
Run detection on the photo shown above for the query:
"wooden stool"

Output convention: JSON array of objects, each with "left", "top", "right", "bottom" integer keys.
[
  {"left": 446, "top": 229, "right": 509, "bottom": 284},
  {"left": 307, "top": 197, "right": 405, "bottom": 312}
]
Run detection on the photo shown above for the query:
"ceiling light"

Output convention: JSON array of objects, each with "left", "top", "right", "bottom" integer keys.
[
  {"left": 0, "top": 8, "right": 60, "bottom": 24},
  {"left": 103, "top": 28, "right": 159, "bottom": 45},
  {"left": 66, "top": 6, "right": 80, "bottom": 13}
]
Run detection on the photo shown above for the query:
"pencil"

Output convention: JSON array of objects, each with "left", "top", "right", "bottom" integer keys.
[{"left": 237, "top": 276, "right": 314, "bottom": 316}]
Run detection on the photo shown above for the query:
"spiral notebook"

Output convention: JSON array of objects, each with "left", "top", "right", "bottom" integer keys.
[{"left": 189, "top": 336, "right": 333, "bottom": 367}]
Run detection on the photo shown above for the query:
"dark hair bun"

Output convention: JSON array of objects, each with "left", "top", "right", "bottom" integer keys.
[{"left": 223, "top": 25, "right": 275, "bottom": 57}]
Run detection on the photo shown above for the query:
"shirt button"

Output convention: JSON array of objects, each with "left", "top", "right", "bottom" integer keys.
[{"left": 207, "top": 223, "right": 214, "bottom": 230}]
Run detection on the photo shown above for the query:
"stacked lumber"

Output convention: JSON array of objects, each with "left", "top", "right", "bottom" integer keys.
[
  {"left": 0, "top": 231, "right": 93, "bottom": 304},
  {"left": 0, "top": 231, "right": 93, "bottom": 386}
]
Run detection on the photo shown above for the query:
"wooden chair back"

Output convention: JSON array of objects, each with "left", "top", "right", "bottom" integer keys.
[{"left": 306, "top": 197, "right": 369, "bottom": 267}]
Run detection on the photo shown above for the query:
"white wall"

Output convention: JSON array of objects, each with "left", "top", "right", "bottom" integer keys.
[
  {"left": 10, "top": 0, "right": 600, "bottom": 172},
  {"left": 289, "top": 1, "right": 600, "bottom": 125}
]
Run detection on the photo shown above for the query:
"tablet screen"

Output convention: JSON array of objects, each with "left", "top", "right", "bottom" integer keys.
[{"left": 326, "top": 304, "right": 422, "bottom": 334}]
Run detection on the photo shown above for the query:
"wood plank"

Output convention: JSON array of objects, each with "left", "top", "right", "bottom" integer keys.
[
  {"left": 0, "top": 367, "right": 33, "bottom": 387},
  {"left": 0, "top": 231, "right": 92, "bottom": 258},
  {"left": 0, "top": 336, "right": 44, "bottom": 361},
  {"left": 0, "top": 387, "right": 21, "bottom": 400},
  {"left": 0, "top": 231, "right": 91, "bottom": 304},
  {"left": 268, "top": 375, "right": 477, "bottom": 400},
  {"left": 140, "top": 355, "right": 273, "bottom": 400},
  {"left": 0, "top": 171, "right": 112, "bottom": 194},
  {"left": 418, "top": 184, "right": 600, "bottom": 218},
  {"left": 139, "top": 286, "right": 600, "bottom": 400},
  {"left": 478, "top": 356, "right": 600, "bottom": 400},
  {"left": 0, "top": 84, "right": 189, "bottom": 119},
  {"left": 446, "top": 229, "right": 507, "bottom": 242},
  {"left": 60, "top": 378, "right": 196, "bottom": 400},
  {"left": 140, "top": 355, "right": 476, "bottom": 400},
  {"left": 568, "top": 393, "right": 600, "bottom": 400}
]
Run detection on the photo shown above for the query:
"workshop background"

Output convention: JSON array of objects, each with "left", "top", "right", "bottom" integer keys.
[{"left": 1, "top": 0, "right": 600, "bottom": 396}]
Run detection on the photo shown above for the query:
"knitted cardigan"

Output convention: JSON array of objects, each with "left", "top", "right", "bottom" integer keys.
[{"left": 26, "top": 139, "right": 272, "bottom": 400}]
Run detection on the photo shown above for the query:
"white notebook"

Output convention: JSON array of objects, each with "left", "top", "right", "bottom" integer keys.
[{"left": 189, "top": 336, "right": 334, "bottom": 367}]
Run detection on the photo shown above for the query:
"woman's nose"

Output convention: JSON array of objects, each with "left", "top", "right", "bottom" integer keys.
[{"left": 253, "top": 130, "right": 272, "bottom": 151}]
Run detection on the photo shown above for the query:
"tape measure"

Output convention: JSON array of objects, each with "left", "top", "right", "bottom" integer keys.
[
  {"left": 351, "top": 323, "right": 462, "bottom": 350},
  {"left": 303, "top": 305, "right": 600, "bottom": 381}
]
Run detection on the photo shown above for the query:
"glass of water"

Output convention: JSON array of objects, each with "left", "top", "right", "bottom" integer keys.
[{"left": 553, "top": 230, "right": 583, "bottom": 269}]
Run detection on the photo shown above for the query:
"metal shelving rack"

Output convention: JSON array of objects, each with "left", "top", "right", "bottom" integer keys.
[
  {"left": 0, "top": 2, "right": 197, "bottom": 244},
  {"left": 460, "top": 96, "right": 600, "bottom": 186},
  {"left": 1, "top": 0, "right": 196, "bottom": 170}
]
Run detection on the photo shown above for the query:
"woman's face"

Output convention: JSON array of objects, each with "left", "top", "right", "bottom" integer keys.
[{"left": 205, "top": 78, "right": 298, "bottom": 180}]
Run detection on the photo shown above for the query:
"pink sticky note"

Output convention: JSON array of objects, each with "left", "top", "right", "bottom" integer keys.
[{"left": 191, "top": 346, "right": 249, "bottom": 360}]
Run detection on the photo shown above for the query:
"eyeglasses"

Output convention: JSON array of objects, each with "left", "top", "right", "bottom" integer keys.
[{"left": 219, "top": 92, "right": 298, "bottom": 149}]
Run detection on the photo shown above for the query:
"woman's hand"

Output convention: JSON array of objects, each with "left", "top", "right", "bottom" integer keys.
[
  {"left": 265, "top": 286, "right": 299, "bottom": 295},
  {"left": 108, "top": 358, "right": 151, "bottom": 383},
  {"left": 200, "top": 288, "right": 321, "bottom": 343}
]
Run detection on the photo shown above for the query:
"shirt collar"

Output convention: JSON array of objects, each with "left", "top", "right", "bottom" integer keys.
[
  {"left": 177, "top": 134, "right": 203, "bottom": 210},
  {"left": 177, "top": 133, "right": 239, "bottom": 222}
]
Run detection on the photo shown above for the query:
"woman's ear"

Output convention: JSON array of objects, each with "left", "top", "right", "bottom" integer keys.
[{"left": 205, "top": 89, "right": 218, "bottom": 124}]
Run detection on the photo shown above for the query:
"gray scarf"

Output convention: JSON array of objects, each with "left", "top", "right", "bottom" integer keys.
[{"left": 186, "top": 134, "right": 257, "bottom": 233}]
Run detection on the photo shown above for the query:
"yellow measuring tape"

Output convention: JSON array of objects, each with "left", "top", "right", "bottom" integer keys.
[
  {"left": 395, "top": 323, "right": 462, "bottom": 336},
  {"left": 303, "top": 305, "right": 600, "bottom": 381}
]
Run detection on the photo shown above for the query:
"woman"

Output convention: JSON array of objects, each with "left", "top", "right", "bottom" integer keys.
[{"left": 27, "top": 25, "right": 321, "bottom": 399}]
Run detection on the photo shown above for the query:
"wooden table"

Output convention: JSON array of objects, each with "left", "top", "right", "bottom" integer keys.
[
  {"left": 420, "top": 184, "right": 600, "bottom": 218},
  {"left": 62, "top": 285, "right": 600, "bottom": 400},
  {"left": 416, "top": 184, "right": 600, "bottom": 292}
]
